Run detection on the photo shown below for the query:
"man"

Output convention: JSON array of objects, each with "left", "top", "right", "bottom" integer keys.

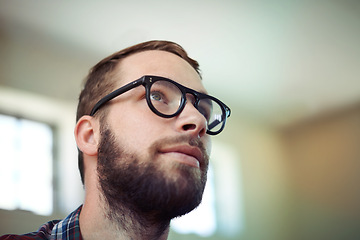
[{"left": 1, "top": 40, "right": 230, "bottom": 239}]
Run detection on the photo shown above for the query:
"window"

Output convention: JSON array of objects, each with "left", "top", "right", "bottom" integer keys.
[
  {"left": 171, "top": 165, "right": 217, "bottom": 237},
  {"left": 0, "top": 114, "right": 54, "bottom": 215},
  {"left": 170, "top": 140, "right": 244, "bottom": 238}
]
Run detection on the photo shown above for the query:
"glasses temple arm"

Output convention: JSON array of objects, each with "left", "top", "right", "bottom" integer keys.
[{"left": 90, "top": 79, "right": 143, "bottom": 116}]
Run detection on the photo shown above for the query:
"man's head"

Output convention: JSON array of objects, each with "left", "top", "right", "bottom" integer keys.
[
  {"left": 74, "top": 40, "right": 230, "bottom": 223},
  {"left": 76, "top": 41, "right": 202, "bottom": 184}
]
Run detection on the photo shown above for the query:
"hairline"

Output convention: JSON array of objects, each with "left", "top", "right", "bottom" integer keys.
[{"left": 105, "top": 49, "right": 202, "bottom": 94}]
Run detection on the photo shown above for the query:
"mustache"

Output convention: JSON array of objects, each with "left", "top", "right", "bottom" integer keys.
[{"left": 149, "top": 135, "right": 209, "bottom": 163}]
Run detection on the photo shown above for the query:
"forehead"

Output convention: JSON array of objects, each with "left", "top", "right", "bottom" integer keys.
[{"left": 114, "top": 50, "right": 207, "bottom": 93}]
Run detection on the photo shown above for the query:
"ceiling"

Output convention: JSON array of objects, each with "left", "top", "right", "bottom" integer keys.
[{"left": 1, "top": 0, "right": 360, "bottom": 126}]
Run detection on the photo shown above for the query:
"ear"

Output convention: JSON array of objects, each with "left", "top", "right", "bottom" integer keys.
[{"left": 74, "top": 115, "right": 99, "bottom": 157}]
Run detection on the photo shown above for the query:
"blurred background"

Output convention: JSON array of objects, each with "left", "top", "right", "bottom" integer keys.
[{"left": 0, "top": 1, "right": 359, "bottom": 239}]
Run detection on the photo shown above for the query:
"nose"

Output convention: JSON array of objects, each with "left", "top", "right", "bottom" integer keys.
[{"left": 175, "top": 96, "right": 207, "bottom": 138}]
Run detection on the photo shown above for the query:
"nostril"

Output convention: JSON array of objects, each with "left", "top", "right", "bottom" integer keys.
[{"left": 182, "top": 123, "right": 196, "bottom": 131}]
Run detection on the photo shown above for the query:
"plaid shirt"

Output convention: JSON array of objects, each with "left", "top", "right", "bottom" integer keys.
[{"left": 0, "top": 206, "right": 83, "bottom": 240}]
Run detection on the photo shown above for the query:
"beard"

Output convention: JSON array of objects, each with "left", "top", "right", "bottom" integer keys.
[{"left": 96, "top": 123, "right": 209, "bottom": 226}]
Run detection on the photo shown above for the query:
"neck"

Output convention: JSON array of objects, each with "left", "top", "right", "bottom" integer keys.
[{"left": 79, "top": 190, "right": 170, "bottom": 240}]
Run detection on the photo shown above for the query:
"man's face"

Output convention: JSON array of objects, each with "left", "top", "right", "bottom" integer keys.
[{"left": 96, "top": 50, "right": 211, "bottom": 220}]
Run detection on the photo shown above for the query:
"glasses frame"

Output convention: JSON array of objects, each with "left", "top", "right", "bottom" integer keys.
[{"left": 90, "top": 75, "right": 231, "bottom": 135}]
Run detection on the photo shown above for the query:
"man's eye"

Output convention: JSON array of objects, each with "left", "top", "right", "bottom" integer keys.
[{"left": 150, "top": 91, "right": 164, "bottom": 102}]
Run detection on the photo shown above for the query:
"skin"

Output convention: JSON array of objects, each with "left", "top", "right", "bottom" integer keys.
[{"left": 74, "top": 50, "right": 212, "bottom": 240}]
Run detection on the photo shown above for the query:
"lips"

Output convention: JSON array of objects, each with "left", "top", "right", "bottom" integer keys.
[{"left": 158, "top": 145, "right": 204, "bottom": 168}]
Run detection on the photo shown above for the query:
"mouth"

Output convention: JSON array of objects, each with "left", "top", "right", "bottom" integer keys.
[{"left": 158, "top": 145, "right": 203, "bottom": 168}]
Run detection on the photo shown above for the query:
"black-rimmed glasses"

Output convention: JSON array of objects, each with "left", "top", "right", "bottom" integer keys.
[{"left": 90, "top": 75, "right": 231, "bottom": 135}]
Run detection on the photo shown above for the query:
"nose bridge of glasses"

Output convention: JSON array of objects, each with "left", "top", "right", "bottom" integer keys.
[
  {"left": 185, "top": 92, "right": 197, "bottom": 106},
  {"left": 184, "top": 92, "right": 212, "bottom": 123}
]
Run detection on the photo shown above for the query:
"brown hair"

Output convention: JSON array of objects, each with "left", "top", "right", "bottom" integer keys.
[{"left": 76, "top": 40, "right": 201, "bottom": 184}]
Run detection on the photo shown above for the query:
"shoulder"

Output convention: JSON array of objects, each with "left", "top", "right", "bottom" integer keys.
[
  {"left": 0, "top": 220, "right": 60, "bottom": 240},
  {"left": 1, "top": 206, "right": 82, "bottom": 240}
]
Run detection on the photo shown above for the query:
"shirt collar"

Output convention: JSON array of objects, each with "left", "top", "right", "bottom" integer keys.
[{"left": 51, "top": 205, "right": 83, "bottom": 240}]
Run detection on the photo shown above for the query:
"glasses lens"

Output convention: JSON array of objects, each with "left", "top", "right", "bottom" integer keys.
[
  {"left": 149, "top": 80, "right": 182, "bottom": 115},
  {"left": 198, "top": 98, "right": 224, "bottom": 133}
]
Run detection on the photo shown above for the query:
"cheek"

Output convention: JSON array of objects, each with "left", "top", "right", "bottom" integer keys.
[{"left": 107, "top": 107, "right": 172, "bottom": 153}]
